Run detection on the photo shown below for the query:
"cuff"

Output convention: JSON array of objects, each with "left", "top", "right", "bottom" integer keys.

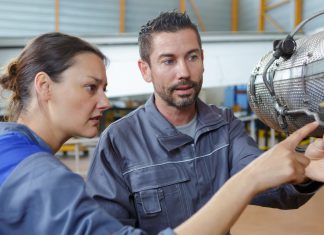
[{"left": 293, "top": 180, "right": 323, "bottom": 193}]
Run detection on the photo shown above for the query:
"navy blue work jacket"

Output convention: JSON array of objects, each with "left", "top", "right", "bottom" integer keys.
[{"left": 86, "top": 95, "right": 318, "bottom": 235}]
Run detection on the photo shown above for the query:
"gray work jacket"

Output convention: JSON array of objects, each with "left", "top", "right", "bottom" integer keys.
[
  {"left": 0, "top": 122, "right": 174, "bottom": 235},
  {"left": 86, "top": 95, "right": 319, "bottom": 235}
]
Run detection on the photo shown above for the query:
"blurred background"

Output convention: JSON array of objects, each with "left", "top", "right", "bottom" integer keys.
[{"left": 1, "top": 1, "right": 324, "bottom": 234}]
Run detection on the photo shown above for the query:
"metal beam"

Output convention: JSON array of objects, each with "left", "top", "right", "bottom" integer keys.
[
  {"left": 265, "top": 13, "right": 285, "bottom": 32},
  {"left": 294, "top": 0, "right": 303, "bottom": 26},
  {"left": 258, "top": 0, "right": 266, "bottom": 32},
  {"left": 188, "top": 0, "right": 206, "bottom": 31},
  {"left": 231, "top": 0, "right": 239, "bottom": 32},
  {"left": 119, "top": 0, "right": 126, "bottom": 33},
  {"left": 266, "top": 0, "right": 289, "bottom": 11},
  {"left": 179, "top": 0, "right": 186, "bottom": 13}
]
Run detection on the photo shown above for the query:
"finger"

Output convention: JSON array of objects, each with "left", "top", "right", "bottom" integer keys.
[
  {"left": 283, "top": 122, "right": 319, "bottom": 147},
  {"left": 291, "top": 174, "right": 307, "bottom": 185},
  {"left": 313, "top": 138, "right": 324, "bottom": 149},
  {"left": 319, "top": 135, "right": 324, "bottom": 149},
  {"left": 295, "top": 154, "right": 310, "bottom": 167}
]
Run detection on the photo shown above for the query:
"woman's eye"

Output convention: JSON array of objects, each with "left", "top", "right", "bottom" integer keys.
[{"left": 85, "top": 84, "right": 97, "bottom": 92}]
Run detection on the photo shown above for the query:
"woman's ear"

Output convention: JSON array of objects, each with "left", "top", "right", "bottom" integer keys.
[
  {"left": 34, "top": 72, "right": 51, "bottom": 101},
  {"left": 138, "top": 59, "right": 152, "bottom": 83}
]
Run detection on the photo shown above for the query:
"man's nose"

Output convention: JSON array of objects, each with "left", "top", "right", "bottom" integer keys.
[{"left": 176, "top": 60, "right": 190, "bottom": 79}]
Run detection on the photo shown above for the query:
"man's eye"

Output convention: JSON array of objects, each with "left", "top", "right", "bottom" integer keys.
[
  {"left": 189, "top": 54, "right": 198, "bottom": 61},
  {"left": 163, "top": 59, "right": 174, "bottom": 65}
]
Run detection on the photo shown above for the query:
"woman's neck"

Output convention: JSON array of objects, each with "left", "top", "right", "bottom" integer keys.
[{"left": 17, "top": 115, "right": 69, "bottom": 153}]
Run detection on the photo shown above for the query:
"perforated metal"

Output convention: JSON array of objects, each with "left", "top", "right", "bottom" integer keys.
[{"left": 248, "top": 31, "right": 324, "bottom": 137}]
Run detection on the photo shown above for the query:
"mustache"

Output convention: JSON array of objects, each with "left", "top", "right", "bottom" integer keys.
[{"left": 169, "top": 80, "right": 198, "bottom": 92}]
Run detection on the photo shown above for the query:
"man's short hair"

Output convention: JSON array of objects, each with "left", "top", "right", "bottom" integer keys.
[{"left": 138, "top": 11, "right": 202, "bottom": 65}]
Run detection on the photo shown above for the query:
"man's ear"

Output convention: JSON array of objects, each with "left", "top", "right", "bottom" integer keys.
[
  {"left": 138, "top": 59, "right": 152, "bottom": 83},
  {"left": 34, "top": 72, "right": 51, "bottom": 101}
]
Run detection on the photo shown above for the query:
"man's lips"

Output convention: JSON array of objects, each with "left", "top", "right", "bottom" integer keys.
[
  {"left": 175, "top": 85, "right": 192, "bottom": 90},
  {"left": 173, "top": 85, "right": 194, "bottom": 95}
]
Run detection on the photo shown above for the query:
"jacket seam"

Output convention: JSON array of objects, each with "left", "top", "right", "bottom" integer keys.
[{"left": 122, "top": 143, "right": 229, "bottom": 175}]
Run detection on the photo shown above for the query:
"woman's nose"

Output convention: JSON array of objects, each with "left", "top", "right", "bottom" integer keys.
[{"left": 98, "top": 92, "right": 110, "bottom": 111}]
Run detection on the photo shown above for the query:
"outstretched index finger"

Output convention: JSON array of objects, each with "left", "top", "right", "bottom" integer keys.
[{"left": 283, "top": 122, "right": 319, "bottom": 148}]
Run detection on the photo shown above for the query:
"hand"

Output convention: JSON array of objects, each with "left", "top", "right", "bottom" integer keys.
[
  {"left": 246, "top": 122, "right": 319, "bottom": 193},
  {"left": 305, "top": 135, "right": 324, "bottom": 182}
]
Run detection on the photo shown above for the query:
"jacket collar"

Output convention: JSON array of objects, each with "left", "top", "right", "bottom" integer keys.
[
  {"left": 144, "top": 95, "right": 228, "bottom": 151},
  {"left": 0, "top": 122, "right": 52, "bottom": 153}
]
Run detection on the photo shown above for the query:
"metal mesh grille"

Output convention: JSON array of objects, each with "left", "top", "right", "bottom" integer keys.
[{"left": 248, "top": 31, "right": 324, "bottom": 137}]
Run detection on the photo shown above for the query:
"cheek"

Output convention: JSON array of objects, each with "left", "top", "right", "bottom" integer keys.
[
  {"left": 190, "top": 64, "right": 204, "bottom": 77},
  {"left": 59, "top": 94, "right": 91, "bottom": 118}
]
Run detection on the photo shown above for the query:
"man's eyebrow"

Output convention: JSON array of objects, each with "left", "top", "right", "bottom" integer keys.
[
  {"left": 187, "top": 48, "right": 201, "bottom": 54},
  {"left": 158, "top": 53, "right": 174, "bottom": 59},
  {"left": 158, "top": 48, "right": 201, "bottom": 59}
]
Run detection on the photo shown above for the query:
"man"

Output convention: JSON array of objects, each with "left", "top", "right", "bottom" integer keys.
[{"left": 86, "top": 11, "right": 323, "bottom": 235}]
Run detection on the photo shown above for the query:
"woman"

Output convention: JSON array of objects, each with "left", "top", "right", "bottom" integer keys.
[{"left": 0, "top": 32, "right": 321, "bottom": 235}]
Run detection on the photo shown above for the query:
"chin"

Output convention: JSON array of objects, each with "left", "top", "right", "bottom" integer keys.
[{"left": 80, "top": 129, "right": 98, "bottom": 138}]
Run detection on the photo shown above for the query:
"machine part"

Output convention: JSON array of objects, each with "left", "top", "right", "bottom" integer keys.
[{"left": 248, "top": 31, "right": 324, "bottom": 137}]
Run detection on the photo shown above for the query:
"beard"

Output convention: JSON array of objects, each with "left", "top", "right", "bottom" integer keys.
[{"left": 155, "top": 78, "right": 203, "bottom": 108}]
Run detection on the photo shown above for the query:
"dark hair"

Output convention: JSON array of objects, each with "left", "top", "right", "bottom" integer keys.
[
  {"left": 0, "top": 32, "right": 107, "bottom": 121},
  {"left": 138, "top": 11, "right": 202, "bottom": 65}
]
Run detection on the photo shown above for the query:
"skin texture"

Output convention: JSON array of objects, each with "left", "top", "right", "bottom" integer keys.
[
  {"left": 305, "top": 136, "right": 324, "bottom": 181},
  {"left": 17, "top": 52, "right": 110, "bottom": 152},
  {"left": 138, "top": 29, "right": 203, "bottom": 126}
]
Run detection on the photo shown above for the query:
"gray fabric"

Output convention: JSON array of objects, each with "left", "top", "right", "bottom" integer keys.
[
  {"left": 86, "top": 95, "right": 319, "bottom": 235},
  {"left": 175, "top": 114, "right": 197, "bottom": 138},
  {"left": 0, "top": 122, "right": 175, "bottom": 235}
]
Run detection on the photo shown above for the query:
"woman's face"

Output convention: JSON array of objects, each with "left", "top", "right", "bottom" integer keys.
[{"left": 48, "top": 52, "right": 110, "bottom": 138}]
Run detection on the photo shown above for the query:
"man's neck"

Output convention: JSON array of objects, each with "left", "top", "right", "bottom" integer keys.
[{"left": 155, "top": 100, "right": 197, "bottom": 126}]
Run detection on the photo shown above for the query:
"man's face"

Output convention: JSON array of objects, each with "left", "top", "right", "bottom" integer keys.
[{"left": 141, "top": 28, "right": 204, "bottom": 109}]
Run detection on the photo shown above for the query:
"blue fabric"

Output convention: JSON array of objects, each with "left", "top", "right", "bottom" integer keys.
[
  {"left": 0, "top": 132, "right": 51, "bottom": 186},
  {"left": 0, "top": 122, "right": 175, "bottom": 235}
]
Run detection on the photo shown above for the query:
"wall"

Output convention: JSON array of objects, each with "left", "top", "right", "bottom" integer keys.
[
  {"left": 239, "top": 0, "right": 324, "bottom": 33},
  {"left": 0, "top": 0, "right": 232, "bottom": 37},
  {"left": 96, "top": 33, "right": 286, "bottom": 97}
]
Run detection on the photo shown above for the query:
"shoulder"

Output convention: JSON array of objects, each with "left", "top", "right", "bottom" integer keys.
[
  {"left": 7, "top": 152, "right": 72, "bottom": 183},
  {"left": 101, "top": 105, "right": 146, "bottom": 136},
  {"left": 198, "top": 100, "right": 238, "bottom": 123}
]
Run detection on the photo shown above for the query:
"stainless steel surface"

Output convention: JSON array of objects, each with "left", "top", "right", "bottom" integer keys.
[{"left": 248, "top": 31, "right": 324, "bottom": 137}]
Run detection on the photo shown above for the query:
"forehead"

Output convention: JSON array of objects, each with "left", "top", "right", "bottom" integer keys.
[
  {"left": 150, "top": 28, "right": 200, "bottom": 56},
  {"left": 62, "top": 52, "right": 107, "bottom": 83}
]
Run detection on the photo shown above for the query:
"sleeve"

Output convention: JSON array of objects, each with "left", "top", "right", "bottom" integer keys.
[
  {"left": 0, "top": 153, "right": 153, "bottom": 235},
  {"left": 86, "top": 131, "right": 138, "bottom": 227},
  {"left": 224, "top": 109, "right": 318, "bottom": 209},
  {"left": 37, "top": 167, "right": 138, "bottom": 235}
]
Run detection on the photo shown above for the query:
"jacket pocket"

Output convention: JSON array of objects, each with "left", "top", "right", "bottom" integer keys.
[{"left": 125, "top": 164, "right": 190, "bottom": 234}]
